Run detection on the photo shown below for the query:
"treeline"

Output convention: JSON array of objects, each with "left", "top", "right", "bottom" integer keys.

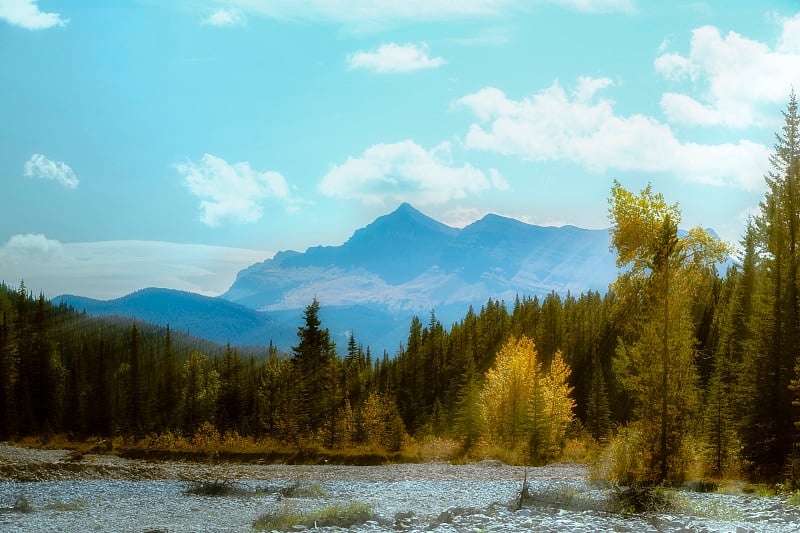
[
  {"left": 0, "top": 280, "right": 586, "bottom": 461},
  {"left": 2, "top": 95, "right": 799, "bottom": 483}
]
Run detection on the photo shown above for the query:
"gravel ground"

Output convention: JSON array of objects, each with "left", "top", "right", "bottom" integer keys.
[{"left": 1, "top": 444, "right": 800, "bottom": 532}]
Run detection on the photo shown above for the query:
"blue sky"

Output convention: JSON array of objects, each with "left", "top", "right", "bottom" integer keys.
[{"left": 2, "top": 0, "right": 799, "bottom": 299}]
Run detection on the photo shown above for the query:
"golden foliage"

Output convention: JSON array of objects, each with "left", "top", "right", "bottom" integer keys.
[{"left": 480, "top": 335, "right": 575, "bottom": 463}]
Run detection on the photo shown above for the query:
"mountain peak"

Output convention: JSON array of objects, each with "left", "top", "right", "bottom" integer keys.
[
  {"left": 358, "top": 203, "right": 457, "bottom": 239},
  {"left": 394, "top": 201, "right": 417, "bottom": 214},
  {"left": 386, "top": 202, "right": 437, "bottom": 223}
]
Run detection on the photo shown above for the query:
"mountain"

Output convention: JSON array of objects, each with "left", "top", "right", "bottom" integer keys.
[
  {"left": 55, "top": 288, "right": 296, "bottom": 349},
  {"left": 56, "top": 204, "right": 624, "bottom": 354},
  {"left": 222, "top": 203, "right": 619, "bottom": 349},
  {"left": 55, "top": 288, "right": 408, "bottom": 354},
  {"left": 224, "top": 203, "right": 617, "bottom": 313}
]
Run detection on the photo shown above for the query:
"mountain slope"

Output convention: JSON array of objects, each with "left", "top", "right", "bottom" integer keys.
[
  {"left": 55, "top": 289, "right": 411, "bottom": 353},
  {"left": 55, "top": 288, "right": 296, "bottom": 348},
  {"left": 223, "top": 203, "right": 617, "bottom": 319}
]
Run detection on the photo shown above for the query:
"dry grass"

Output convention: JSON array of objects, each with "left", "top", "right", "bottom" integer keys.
[
  {"left": 10, "top": 427, "right": 599, "bottom": 469},
  {"left": 590, "top": 426, "right": 647, "bottom": 484},
  {"left": 252, "top": 501, "right": 373, "bottom": 531},
  {"left": 410, "top": 437, "right": 460, "bottom": 462},
  {"left": 11, "top": 428, "right": 417, "bottom": 466}
]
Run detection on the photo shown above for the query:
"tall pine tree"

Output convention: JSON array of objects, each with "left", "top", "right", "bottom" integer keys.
[{"left": 743, "top": 92, "right": 800, "bottom": 479}]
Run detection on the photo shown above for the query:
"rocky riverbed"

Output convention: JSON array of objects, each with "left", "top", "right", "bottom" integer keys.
[{"left": 1, "top": 444, "right": 799, "bottom": 532}]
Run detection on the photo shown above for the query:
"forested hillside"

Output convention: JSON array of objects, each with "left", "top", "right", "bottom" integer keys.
[{"left": 2, "top": 95, "right": 799, "bottom": 484}]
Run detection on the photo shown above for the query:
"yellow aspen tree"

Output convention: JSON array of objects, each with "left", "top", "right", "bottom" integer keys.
[
  {"left": 481, "top": 335, "right": 540, "bottom": 449},
  {"left": 481, "top": 336, "right": 575, "bottom": 461},
  {"left": 543, "top": 351, "right": 575, "bottom": 457}
]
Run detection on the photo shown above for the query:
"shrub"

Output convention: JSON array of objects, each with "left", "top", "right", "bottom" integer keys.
[
  {"left": 184, "top": 480, "right": 246, "bottom": 497},
  {"left": 253, "top": 501, "right": 373, "bottom": 531},
  {"left": 591, "top": 426, "right": 647, "bottom": 484},
  {"left": 192, "top": 421, "right": 222, "bottom": 450},
  {"left": 1, "top": 496, "right": 36, "bottom": 514},
  {"left": 690, "top": 499, "right": 743, "bottom": 520},
  {"left": 278, "top": 482, "right": 329, "bottom": 499},
  {"left": 786, "top": 491, "right": 800, "bottom": 506},
  {"left": 608, "top": 484, "right": 676, "bottom": 514},
  {"left": 43, "top": 499, "right": 88, "bottom": 511}
]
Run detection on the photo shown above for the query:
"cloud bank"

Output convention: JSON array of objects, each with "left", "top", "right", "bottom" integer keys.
[
  {"left": 655, "top": 15, "right": 800, "bottom": 128},
  {"left": 456, "top": 78, "right": 770, "bottom": 191},
  {"left": 211, "top": 0, "right": 632, "bottom": 30},
  {"left": 0, "top": 235, "right": 270, "bottom": 299}
]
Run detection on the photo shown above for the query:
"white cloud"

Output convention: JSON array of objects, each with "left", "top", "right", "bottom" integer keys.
[
  {"left": 1, "top": 233, "right": 64, "bottom": 263},
  {"left": 573, "top": 76, "right": 615, "bottom": 102},
  {"left": 778, "top": 13, "right": 800, "bottom": 54},
  {"left": 0, "top": 236, "right": 270, "bottom": 299},
  {"left": 0, "top": 0, "right": 68, "bottom": 29},
  {"left": 319, "top": 140, "right": 506, "bottom": 206},
  {"left": 23, "top": 154, "right": 79, "bottom": 189},
  {"left": 439, "top": 207, "right": 490, "bottom": 228},
  {"left": 489, "top": 168, "right": 510, "bottom": 190},
  {"left": 655, "top": 20, "right": 800, "bottom": 128},
  {"left": 212, "top": 0, "right": 632, "bottom": 30},
  {"left": 439, "top": 206, "right": 539, "bottom": 229},
  {"left": 456, "top": 78, "right": 770, "bottom": 191},
  {"left": 175, "top": 154, "right": 291, "bottom": 227},
  {"left": 347, "top": 42, "right": 445, "bottom": 73},
  {"left": 202, "top": 7, "right": 247, "bottom": 26},
  {"left": 219, "top": 0, "right": 509, "bottom": 27}
]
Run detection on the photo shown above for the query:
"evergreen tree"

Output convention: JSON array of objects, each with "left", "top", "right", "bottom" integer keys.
[
  {"left": 219, "top": 342, "right": 243, "bottom": 432},
  {"left": 585, "top": 353, "right": 611, "bottom": 441},
  {"left": 125, "top": 321, "right": 144, "bottom": 435},
  {"left": 452, "top": 356, "right": 484, "bottom": 453},
  {"left": 156, "top": 326, "right": 180, "bottom": 432},
  {"left": 0, "top": 286, "right": 19, "bottom": 437},
  {"left": 181, "top": 351, "right": 214, "bottom": 434},
  {"left": 396, "top": 316, "right": 424, "bottom": 433},
  {"left": 291, "top": 298, "right": 335, "bottom": 439},
  {"left": 742, "top": 93, "right": 800, "bottom": 479},
  {"left": 705, "top": 358, "right": 738, "bottom": 477},
  {"left": 86, "top": 335, "right": 112, "bottom": 435}
]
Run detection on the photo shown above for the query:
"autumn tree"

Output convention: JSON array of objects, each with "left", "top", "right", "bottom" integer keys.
[
  {"left": 609, "top": 181, "right": 728, "bottom": 482},
  {"left": 480, "top": 335, "right": 574, "bottom": 462},
  {"left": 361, "top": 391, "right": 406, "bottom": 452}
]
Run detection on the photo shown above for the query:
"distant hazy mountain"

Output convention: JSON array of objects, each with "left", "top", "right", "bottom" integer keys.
[
  {"left": 56, "top": 204, "right": 623, "bottom": 354},
  {"left": 55, "top": 288, "right": 296, "bottom": 348},
  {"left": 55, "top": 288, "right": 408, "bottom": 354},
  {"left": 224, "top": 202, "right": 617, "bottom": 315}
]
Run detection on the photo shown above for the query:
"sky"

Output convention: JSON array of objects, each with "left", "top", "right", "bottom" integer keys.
[{"left": 2, "top": 0, "right": 800, "bottom": 299}]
